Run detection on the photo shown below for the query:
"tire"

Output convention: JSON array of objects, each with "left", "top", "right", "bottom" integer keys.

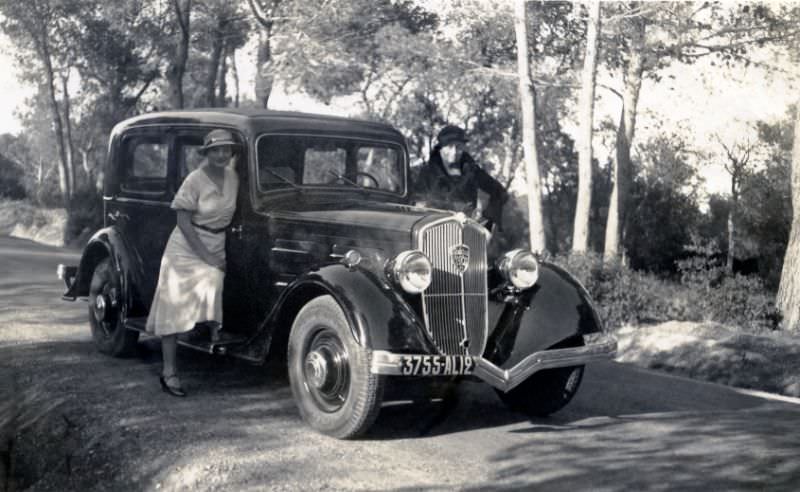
[
  {"left": 495, "top": 337, "right": 585, "bottom": 417},
  {"left": 88, "top": 258, "right": 139, "bottom": 357},
  {"left": 287, "top": 295, "right": 384, "bottom": 439}
]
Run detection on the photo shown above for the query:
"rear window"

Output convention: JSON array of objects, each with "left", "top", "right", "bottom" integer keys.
[
  {"left": 257, "top": 134, "right": 404, "bottom": 194},
  {"left": 121, "top": 136, "right": 168, "bottom": 195}
]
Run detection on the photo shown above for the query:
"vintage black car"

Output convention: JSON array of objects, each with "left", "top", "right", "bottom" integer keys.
[{"left": 57, "top": 109, "right": 616, "bottom": 438}]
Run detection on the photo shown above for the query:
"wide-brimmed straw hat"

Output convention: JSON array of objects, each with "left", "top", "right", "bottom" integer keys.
[{"left": 201, "top": 129, "right": 239, "bottom": 153}]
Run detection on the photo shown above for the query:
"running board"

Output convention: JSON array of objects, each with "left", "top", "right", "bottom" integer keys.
[{"left": 125, "top": 318, "right": 250, "bottom": 356}]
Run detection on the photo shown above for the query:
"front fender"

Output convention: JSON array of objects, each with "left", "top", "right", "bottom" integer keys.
[
  {"left": 70, "top": 227, "right": 146, "bottom": 313},
  {"left": 484, "top": 262, "right": 603, "bottom": 370},
  {"left": 272, "top": 263, "right": 435, "bottom": 353}
]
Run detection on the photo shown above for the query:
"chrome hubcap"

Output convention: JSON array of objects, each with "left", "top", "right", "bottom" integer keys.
[
  {"left": 94, "top": 294, "right": 107, "bottom": 320},
  {"left": 303, "top": 328, "right": 350, "bottom": 413},
  {"left": 305, "top": 350, "right": 329, "bottom": 389}
]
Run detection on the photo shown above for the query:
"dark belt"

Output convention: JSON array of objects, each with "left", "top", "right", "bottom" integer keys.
[{"left": 192, "top": 222, "right": 227, "bottom": 234}]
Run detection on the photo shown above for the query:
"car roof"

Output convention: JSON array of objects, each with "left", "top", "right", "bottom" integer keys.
[{"left": 110, "top": 108, "right": 405, "bottom": 143}]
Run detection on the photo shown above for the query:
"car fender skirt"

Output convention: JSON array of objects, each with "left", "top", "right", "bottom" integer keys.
[
  {"left": 281, "top": 264, "right": 434, "bottom": 352},
  {"left": 483, "top": 262, "right": 606, "bottom": 370}
]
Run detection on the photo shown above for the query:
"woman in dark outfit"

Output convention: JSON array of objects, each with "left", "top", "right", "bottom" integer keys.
[{"left": 412, "top": 125, "right": 508, "bottom": 227}]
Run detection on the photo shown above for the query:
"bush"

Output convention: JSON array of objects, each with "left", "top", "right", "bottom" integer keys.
[
  {"left": 676, "top": 245, "right": 780, "bottom": 332},
  {"left": 551, "top": 252, "right": 676, "bottom": 330},
  {"left": 552, "top": 250, "right": 780, "bottom": 333},
  {"left": 0, "top": 154, "right": 26, "bottom": 200},
  {"left": 65, "top": 188, "right": 104, "bottom": 247}
]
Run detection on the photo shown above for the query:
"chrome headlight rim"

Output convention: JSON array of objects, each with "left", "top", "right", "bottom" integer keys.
[
  {"left": 498, "top": 248, "right": 539, "bottom": 289},
  {"left": 390, "top": 249, "right": 432, "bottom": 294}
]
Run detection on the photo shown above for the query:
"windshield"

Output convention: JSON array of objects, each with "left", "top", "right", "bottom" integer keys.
[{"left": 256, "top": 134, "right": 405, "bottom": 194}]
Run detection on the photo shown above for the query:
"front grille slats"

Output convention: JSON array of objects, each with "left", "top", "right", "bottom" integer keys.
[{"left": 419, "top": 218, "right": 488, "bottom": 356}]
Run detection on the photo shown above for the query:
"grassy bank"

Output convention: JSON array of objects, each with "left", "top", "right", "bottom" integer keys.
[
  {"left": 0, "top": 199, "right": 66, "bottom": 247},
  {"left": 615, "top": 321, "right": 800, "bottom": 398}
]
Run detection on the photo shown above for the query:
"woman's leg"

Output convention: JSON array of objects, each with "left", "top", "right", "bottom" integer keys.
[
  {"left": 159, "top": 334, "right": 185, "bottom": 396},
  {"left": 161, "top": 334, "right": 178, "bottom": 378}
]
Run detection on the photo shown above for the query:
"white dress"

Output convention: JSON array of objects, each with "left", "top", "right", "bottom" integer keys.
[{"left": 146, "top": 166, "right": 238, "bottom": 336}]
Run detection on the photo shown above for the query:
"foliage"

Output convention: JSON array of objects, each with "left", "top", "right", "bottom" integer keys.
[
  {"left": 64, "top": 188, "right": 103, "bottom": 246},
  {"left": 676, "top": 239, "right": 781, "bottom": 332},
  {"left": 0, "top": 153, "right": 27, "bottom": 199},
  {"left": 553, "top": 252, "right": 680, "bottom": 330},
  {"left": 624, "top": 132, "right": 704, "bottom": 273},
  {"left": 554, "top": 249, "right": 780, "bottom": 333},
  {"left": 735, "top": 117, "right": 794, "bottom": 289}
]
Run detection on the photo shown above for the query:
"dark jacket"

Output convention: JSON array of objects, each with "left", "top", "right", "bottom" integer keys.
[{"left": 412, "top": 148, "right": 509, "bottom": 227}]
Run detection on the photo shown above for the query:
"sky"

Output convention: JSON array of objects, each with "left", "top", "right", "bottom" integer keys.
[{"left": 1, "top": 11, "right": 798, "bottom": 197}]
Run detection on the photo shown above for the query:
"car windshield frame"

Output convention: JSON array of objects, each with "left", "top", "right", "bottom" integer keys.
[{"left": 254, "top": 132, "right": 408, "bottom": 198}]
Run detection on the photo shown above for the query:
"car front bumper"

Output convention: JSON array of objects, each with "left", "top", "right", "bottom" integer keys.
[{"left": 370, "top": 337, "right": 617, "bottom": 392}]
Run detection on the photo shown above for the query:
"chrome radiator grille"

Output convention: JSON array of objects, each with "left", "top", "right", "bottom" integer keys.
[{"left": 418, "top": 218, "right": 488, "bottom": 356}]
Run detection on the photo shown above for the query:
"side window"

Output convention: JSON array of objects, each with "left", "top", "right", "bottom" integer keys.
[{"left": 121, "top": 136, "right": 168, "bottom": 195}]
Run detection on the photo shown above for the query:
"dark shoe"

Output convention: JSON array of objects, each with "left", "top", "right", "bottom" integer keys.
[{"left": 159, "top": 375, "right": 186, "bottom": 397}]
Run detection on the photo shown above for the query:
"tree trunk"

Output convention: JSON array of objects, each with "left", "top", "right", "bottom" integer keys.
[
  {"left": 41, "top": 35, "right": 70, "bottom": 201},
  {"left": 776, "top": 105, "right": 800, "bottom": 331},
  {"left": 166, "top": 0, "right": 192, "bottom": 109},
  {"left": 255, "top": 28, "right": 274, "bottom": 108},
  {"left": 514, "top": 0, "right": 546, "bottom": 253},
  {"left": 572, "top": 0, "right": 600, "bottom": 254},
  {"left": 603, "top": 21, "right": 644, "bottom": 262},
  {"left": 231, "top": 49, "right": 240, "bottom": 108},
  {"left": 80, "top": 147, "right": 97, "bottom": 189},
  {"left": 61, "top": 72, "right": 76, "bottom": 193},
  {"left": 726, "top": 210, "right": 735, "bottom": 272},
  {"left": 217, "top": 43, "right": 228, "bottom": 106},
  {"left": 204, "top": 25, "right": 225, "bottom": 107},
  {"left": 727, "top": 182, "right": 738, "bottom": 273}
]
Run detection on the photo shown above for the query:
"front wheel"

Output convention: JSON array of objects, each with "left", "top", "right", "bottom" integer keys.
[
  {"left": 88, "top": 258, "right": 138, "bottom": 357},
  {"left": 495, "top": 336, "right": 584, "bottom": 417},
  {"left": 287, "top": 295, "right": 384, "bottom": 439}
]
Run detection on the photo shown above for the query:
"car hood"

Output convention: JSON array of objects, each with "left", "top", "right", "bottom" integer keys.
[{"left": 267, "top": 199, "right": 448, "bottom": 233}]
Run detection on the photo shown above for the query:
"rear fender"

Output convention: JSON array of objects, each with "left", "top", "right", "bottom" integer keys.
[
  {"left": 70, "top": 227, "right": 146, "bottom": 313},
  {"left": 484, "top": 262, "right": 603, "bottom": 370},
  {"left": 264, "top": 263, "right": 434, "bottom": 355}
]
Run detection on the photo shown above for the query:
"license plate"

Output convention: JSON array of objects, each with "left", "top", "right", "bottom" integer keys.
[{"left": 399, "top": 355, "right": 474, "bottom": 376}]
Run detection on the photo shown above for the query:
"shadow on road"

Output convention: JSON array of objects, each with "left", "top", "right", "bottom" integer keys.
[{"left": 468, "top": 362, "right": 800, "bottom": 491}]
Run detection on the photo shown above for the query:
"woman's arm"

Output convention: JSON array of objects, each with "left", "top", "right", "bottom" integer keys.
[{"left": 175, "top": 210, "right": 225, "bottom": 270}]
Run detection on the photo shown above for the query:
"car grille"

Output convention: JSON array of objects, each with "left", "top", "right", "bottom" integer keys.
[{"left": 417, "top": 217, "right": 488, "bottom": 356}]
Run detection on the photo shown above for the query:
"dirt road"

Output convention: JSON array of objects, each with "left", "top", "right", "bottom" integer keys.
[{"left": 1, "top": 235, "right": 799, "bottom": 491}]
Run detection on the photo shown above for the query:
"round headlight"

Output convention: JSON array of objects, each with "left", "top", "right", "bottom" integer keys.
[
  {"left": 391, "top": 250, "right": 432, "bottom": 294},
  {"left": 498, "top": 249, "right": 539, "bottom": 289}
]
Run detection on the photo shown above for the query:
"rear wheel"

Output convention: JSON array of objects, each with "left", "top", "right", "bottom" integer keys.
[
  {"left": 88, "top": 258, "right": 138, "bottom": 357},
  {"left": 495, "top": 336, "right": 585, "bottom": 417},
  {"left": 287, "top": 295, "right": 384, "bottom": 439}
]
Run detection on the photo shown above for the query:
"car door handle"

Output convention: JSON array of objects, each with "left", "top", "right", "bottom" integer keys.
[{"left": 107, "top": 210, "right": 130, "bottom": 222}]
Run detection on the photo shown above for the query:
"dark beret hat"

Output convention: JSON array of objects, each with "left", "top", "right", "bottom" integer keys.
[{"left": 437, "top": 125, "right": 468, "bottom": 146}]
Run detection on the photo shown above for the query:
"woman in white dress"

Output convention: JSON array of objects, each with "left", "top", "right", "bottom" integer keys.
[{"left": 146, "top": 129, "right": 240, "bottom": 396}]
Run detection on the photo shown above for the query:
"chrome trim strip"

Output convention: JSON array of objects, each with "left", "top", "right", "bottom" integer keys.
[
  {"left": 112, "top": 196, "right": 171, "bottom": 205},
  {"left": 370, "top": 338, "right": 618, "bottom": 392},
  {"left": 271, "top": 247, "right": 310, "bottom": 255}
]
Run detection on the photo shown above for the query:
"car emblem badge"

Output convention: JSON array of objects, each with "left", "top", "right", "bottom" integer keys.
[{"left": 450, "top": 244, "right": 470, "bottom": 274}]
